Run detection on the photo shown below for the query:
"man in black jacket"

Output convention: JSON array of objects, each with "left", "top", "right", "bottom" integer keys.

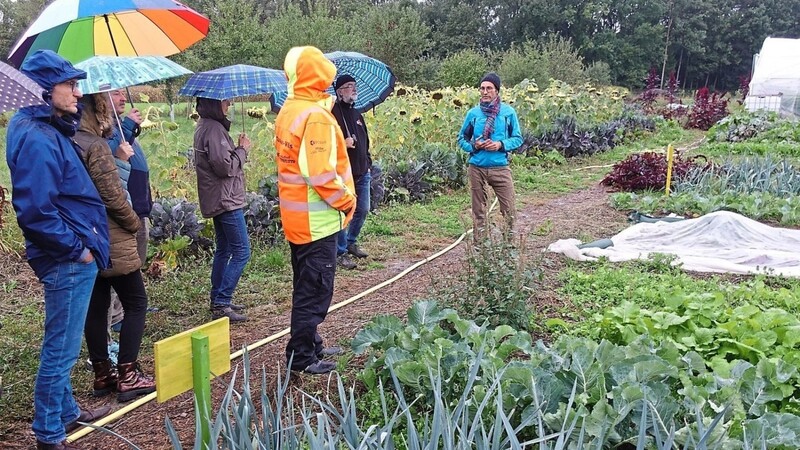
[{"left": 332, "top": 75, "right": 372, "bottom": 269}]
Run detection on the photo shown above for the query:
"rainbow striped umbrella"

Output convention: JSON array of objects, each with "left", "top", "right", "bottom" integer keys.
[{"left": 8, "top": 0, "right": 209, "bottom": 67}]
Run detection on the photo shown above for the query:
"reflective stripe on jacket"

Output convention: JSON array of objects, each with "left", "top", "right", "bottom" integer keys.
[{"left": 275, "top": 46, "right": 356, "bottom": 244}]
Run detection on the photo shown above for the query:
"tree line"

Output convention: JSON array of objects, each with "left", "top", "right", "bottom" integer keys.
[{"left": 1, "top": 0, "right": 798, "bottom": 91}]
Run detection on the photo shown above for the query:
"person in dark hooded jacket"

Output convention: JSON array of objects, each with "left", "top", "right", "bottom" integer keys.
[
  {"left": 331, "top": 75, "right": 372, "bottom": 270},
  {"left": 5, "top": 49, "right": 111, "bottom": 450},
  {"left": 193, "top": 97, "right": 252, "bottom": 322}
]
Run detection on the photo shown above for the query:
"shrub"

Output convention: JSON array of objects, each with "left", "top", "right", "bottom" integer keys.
[
  {"left": 583, "top": 60, "right": 612, "bottom": 85},
  {"left": 498, "top": 42, "right": 549, "bottom": 87},
  {"left": 539, "top": 35, "right": 588, "bottom": 87},
  {"left": 498, "top": 36, "right": 589, "bottom": 88},
  {"left": 437, "top": 49, "right": 488, "bottom": 87}
]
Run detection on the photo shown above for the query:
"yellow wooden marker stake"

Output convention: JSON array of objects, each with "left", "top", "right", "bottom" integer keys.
[
  {"left": 153, "top": 317, "right": 231, "bottom": 403},
  {"left": 665, "top": 144, "right": 675, "bottom": 196},
  {"left": 154, "top": 318, "right": 230, "bottom": 448}
]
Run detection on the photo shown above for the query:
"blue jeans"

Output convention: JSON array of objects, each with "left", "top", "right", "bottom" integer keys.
[
  {"left": 337, "top": 171, "right": 371, "bottom": 254},
  {"left": 33, "top": 260, "right": 98, "bottom": 444},
  {"left": 210, "top": 209, "right": 251, "bottom": 307}
]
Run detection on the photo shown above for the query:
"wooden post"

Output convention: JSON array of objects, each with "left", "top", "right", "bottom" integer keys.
[{"left": 665, "top": 144, "right": 675, "bottom": 196}]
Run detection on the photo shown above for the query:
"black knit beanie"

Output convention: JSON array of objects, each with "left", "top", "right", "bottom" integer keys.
[
  {"left": 480, "top": 72, "right": 501, "bottom": 91},
  {"left": 334, "top": 74, "right": 356, "bottom": 90}
]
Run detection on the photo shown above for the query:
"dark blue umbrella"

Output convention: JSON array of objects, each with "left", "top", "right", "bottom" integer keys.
[
  {"left": 178, "top": 64, "right": 287, "bottom": 100},
  {"left": 271, "top": 51, "right": 396, "bottom": 113},
  {"left": 0, "top": 60, "right": 46, "bottom": 113}
]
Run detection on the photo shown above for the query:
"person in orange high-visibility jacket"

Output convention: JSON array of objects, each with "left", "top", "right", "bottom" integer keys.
[{"left": 275, "top": 46, "right": 356, "bottom": 374}]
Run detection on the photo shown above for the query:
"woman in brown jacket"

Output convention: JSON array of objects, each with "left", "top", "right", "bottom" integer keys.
[
  {"left": 74, "top": 93, "right": 155, "bottom": 402},
  {"left": 194, "top": 97, "right": 252, "bottom": 322}
]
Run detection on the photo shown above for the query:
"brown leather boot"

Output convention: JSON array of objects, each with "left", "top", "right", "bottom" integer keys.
[
  {"left": 116, "top": 362, "right": 156, "bottom": 402},
  {"left": 90, "top": 359, "right": 117, "bottom": 397}
]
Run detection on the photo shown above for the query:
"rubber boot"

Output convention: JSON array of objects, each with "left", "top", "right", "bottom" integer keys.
[
  {"left": 91, "top": 359, "right": 117, "bottom": 397},
  {"left": 116, "top": 362, "right": 156, "bottom": 402}
]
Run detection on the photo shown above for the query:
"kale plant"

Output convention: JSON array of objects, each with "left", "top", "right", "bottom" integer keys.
[
  {"left": 243, "top": 192, "right": 282, "bottom": 244},
  {"left": 149, "top": 198, "right": 211, "bottom": 250}
]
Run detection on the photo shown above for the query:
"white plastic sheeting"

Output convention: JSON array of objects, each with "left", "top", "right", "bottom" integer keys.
[
  {"left": 547, "top": 211, "right": 800, "bottom": 277},
  {"left": 745, "top": 37, "right": 800, "bottom": 117}
]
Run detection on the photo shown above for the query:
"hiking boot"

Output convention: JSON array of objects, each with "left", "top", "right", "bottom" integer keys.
[
  {"left": 116, "top": 362, "right": 156, "bottom": 402},
  {"left": 229, "top": 303, "right": 246, "bottom": 311},
  {"left": 65, "top": 405, "right": 112, "bottom": 433},
  {"left": 211, "top": 306, "right": 248, "bottom": 322},
  {"left": 37, "top": 440, "right": 81, "bottom": 450},
  {"left": 299, "top": 360, "right": 336, "bottom": 374},
  {"left": 90, "top": 359, "right": 117, "bottom": 397},
  {"left": 337, "top": 254, "right": 357, "bottom": 270},
  {"left": 347, "top": 243, "right": 369, "bottom": 258},
  {"left": 317, "top": 346, "right": 342, "bottom": 359}
]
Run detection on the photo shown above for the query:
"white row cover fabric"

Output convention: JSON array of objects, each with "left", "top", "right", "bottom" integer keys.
[
  {"left": 547, "top": 211, "right": 800, "bottom": 277},
  {"left": 745, "top": 37, "right": 800, "bottom": 117}
]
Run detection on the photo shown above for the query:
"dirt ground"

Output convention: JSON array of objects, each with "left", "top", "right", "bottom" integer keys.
[{"left": 2, "top": 185, "right": 630, "bottom": 449}]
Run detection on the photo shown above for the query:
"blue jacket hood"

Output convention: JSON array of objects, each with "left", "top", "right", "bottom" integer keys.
[{"left": 21, "top": 50, "right": 86, "bottom": 93}]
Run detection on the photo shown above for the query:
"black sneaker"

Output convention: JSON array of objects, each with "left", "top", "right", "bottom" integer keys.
[
  {"left": 300, "top": 360, "right": 336, "bottom": 374},
  {"left": 337, "top": 254, "right": 357, "bottom": 270},
  {"left": 347, "top": 243, "right": 369, "bottom": 258},
  {"left": 209, "top": 301, "right": 245, "bottom": 311},
  {"left": 317, "top": 346, "right": 342, "bottom": 359},
  {"left": 211, "top": 306, "right": 248, "bottom": 322}
]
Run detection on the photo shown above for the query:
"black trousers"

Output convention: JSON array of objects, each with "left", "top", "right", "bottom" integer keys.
[
  {"left": 286, "top": 233, "right": 337, "bottom": 370},
  {"left": 85, "top": 271, "right": 148, "bottom": 364}
]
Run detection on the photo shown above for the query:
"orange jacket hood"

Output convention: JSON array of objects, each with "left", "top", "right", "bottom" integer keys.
[{"left": 283, "top": 46, "right": 336, "bottom": 105}]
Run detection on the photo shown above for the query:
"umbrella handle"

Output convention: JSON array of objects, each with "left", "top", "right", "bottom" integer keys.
[
  {"left": 241, "top": 98, "right": 245, "bottom": 134},
  {"left": 108, "top": 91, "right": 125, "bottom": 144},
  {"left": 125, "top": 86, "right": 135, "bottom": 109}
]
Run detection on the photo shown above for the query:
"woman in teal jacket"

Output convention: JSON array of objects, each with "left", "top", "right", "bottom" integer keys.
[{"left": 457, "top": 72, "right": 522, "bottom": 238}]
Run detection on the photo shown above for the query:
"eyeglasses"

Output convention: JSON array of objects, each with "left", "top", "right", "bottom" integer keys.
[{"left": 60, "top": 80, "right": 80, "bottom": 93}]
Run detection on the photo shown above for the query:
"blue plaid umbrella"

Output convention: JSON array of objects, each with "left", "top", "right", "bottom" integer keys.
[
  {"left": 271, "top": 51, "right": 396, "bottom": 113},
  {"left": 76, "top": 55, "right": 192, "bottom": 94},
  {"left": 179, "top": 64, "right": 287, "bottom": 100}
]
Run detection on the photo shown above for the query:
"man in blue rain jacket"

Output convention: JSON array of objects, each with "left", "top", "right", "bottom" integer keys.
[
  {"left": 457, "top": 72, "right": 523, "bottom": 239},
  {"left": 6, "top": 49, "right": 111, "bottom": 450}
]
